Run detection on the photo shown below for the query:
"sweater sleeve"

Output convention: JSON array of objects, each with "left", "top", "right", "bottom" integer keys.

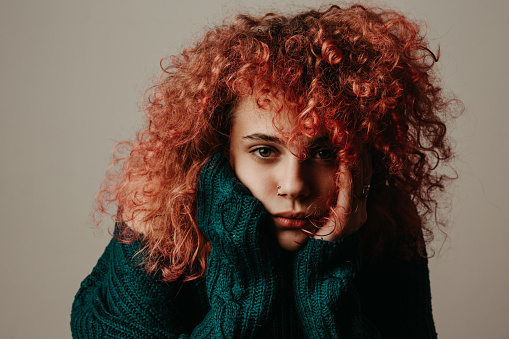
[
  {"left": 189, "top": 153, "right": 277, "bottom": 337},
  {"left": 293, "top": 233, "right": 382, "bottom": 338},
  {"left": 71, "top": 154, "right": 278, "bottom": 338},
  {"left": 71, "top": 237, "right": 203, "bottom": 339},
  {"left": 71, "top": 232, "right": 275, "bottom": 339},
  {"left": 294, "top": 232, "right": 437, "bottom": 339}
]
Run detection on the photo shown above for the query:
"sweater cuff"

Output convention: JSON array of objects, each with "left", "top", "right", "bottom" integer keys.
[
  {"left": 299, "top": 232, "right": 361, "bottom": 271},
  {"left": 293, "top": 233, "right": 363, "bottom": 337}
]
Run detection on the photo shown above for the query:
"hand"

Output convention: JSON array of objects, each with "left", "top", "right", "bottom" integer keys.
[{"left": 314, "top": 147, "right": 372, "bottom": 241}]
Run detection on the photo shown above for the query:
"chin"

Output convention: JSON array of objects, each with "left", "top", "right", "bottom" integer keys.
[{"left": 276, "top": 230, "right": 309, "bottom": 251}]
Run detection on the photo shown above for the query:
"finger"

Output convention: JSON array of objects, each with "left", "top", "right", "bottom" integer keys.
[
  {"left": 337, "top": 160, "right": 353, "bottom": 213},
  {"left": 314, "top": 161, "right": 352, "bottom": 240}
]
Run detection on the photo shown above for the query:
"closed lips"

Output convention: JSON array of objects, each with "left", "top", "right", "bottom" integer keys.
[{"left": 272, "top": 213, "right": 308, "bottom": 228}]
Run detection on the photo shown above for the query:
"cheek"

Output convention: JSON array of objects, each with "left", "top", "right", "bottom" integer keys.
[
  {"left": 313, "top": 168, "right": 338, "bottom": 203},
  {"left": 231, "top": 157, "right": 275, "bottom": 205}
]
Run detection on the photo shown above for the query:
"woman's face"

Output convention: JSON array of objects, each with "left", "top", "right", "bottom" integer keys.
[{"left": 229, "top": 95, "right": 338, "bottom": 251}]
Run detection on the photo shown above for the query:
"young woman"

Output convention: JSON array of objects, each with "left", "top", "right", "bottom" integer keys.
[{"left": 71, "top": 3, "right": 456, "bottom": 338}]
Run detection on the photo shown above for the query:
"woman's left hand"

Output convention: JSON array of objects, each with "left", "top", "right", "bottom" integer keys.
[{"left": 314, "top": 147, "right": 372, "bottom": 242}]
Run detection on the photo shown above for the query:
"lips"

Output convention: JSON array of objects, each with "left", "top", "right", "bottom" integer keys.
[{"left": 272, "top": 212, "right": 309, "bottom": 229}]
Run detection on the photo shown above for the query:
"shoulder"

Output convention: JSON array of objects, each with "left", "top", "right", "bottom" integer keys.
[{"left": 71, "top": 236, "right": 208, "bottom": 337}]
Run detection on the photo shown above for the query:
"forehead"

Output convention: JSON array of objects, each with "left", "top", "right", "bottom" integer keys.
[
  {"left": 231, "top": 95, "right": 332, "bottom": 149},
  {"left": 232, "top": 95, "right": 296, "bottom": 134}
]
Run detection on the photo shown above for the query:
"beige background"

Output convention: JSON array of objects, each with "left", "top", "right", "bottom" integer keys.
[{"left": 1, "top": 0, "right": 508, "bottom": 338}]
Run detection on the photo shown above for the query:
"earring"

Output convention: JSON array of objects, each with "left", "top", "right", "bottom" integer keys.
[
  {"left": 277, "top": 185, "right": 281, "bottom": 196},
  {"left": 355, "top": 184, "right": 371, "bottom": 200}
]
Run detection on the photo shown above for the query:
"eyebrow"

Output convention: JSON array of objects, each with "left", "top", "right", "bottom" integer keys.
[
  {"left": 242, "top": 133, "right": 284, "bottom": 144},
  {"left": 242, "top": 133, "right": 332, "bottom": 147}
]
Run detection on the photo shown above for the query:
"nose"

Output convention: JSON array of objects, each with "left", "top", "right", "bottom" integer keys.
[{"left": 277, "top": 157, "right": 310, "bottom": 199}]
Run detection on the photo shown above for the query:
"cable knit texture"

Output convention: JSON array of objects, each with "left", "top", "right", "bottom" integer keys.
[
  {"left": 294, "top": 235, "right": 381, "bottom": 338},
  {"left": 71, "top": 154, "right": 437, "bottom": 338}
]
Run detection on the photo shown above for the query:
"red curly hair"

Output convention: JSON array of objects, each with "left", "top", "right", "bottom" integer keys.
[{"left": 96, "top": 4, "right": 457, "bottom": 281}]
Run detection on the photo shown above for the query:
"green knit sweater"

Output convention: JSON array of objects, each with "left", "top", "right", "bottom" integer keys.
[{"left": 71, "top": 154, "right": 437, "bottom": 338}]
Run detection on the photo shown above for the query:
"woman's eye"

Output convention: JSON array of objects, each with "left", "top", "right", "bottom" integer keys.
[
  {"left": 314, "top": 148, "right": 336, "bottom": 160},
  {"left": 254, "top": 147, "right": 273, "bottom": 158}
]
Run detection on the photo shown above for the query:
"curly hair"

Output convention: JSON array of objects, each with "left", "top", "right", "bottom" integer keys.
[{"left": 96, "top": 4, "right": 457, "bottom": 281}]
